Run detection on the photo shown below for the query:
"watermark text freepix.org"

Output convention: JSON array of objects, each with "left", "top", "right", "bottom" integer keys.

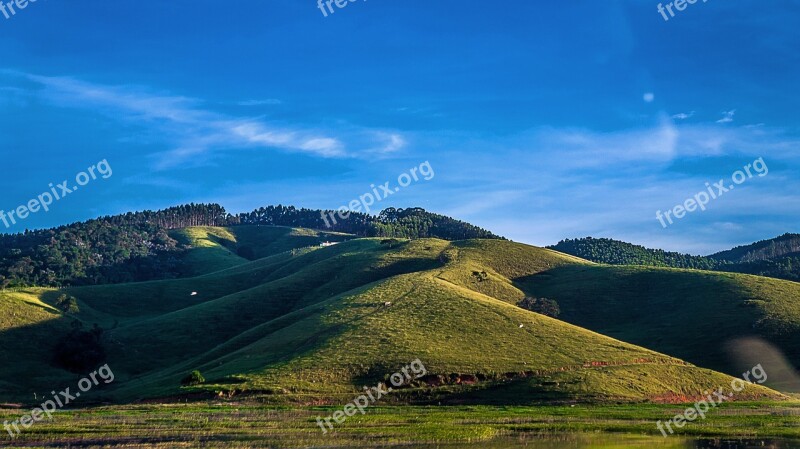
[
  {"left": 317, "top": 0, "right": 364, "bottom": 18},
  {"left": 656, "top": 157, "right": 767, "bottom": 228},
  {"left": 321, "top": 161, "right": 434, "bottom": 228},
  {"left": 657, "top": 0, "right": 709, "bottom": 22},
  {"left": 316, "top": 359, "right": 427, "bottom": 434},
  {"left": 1, "top": 0, "right": 38, "bottom": 21},
  {"left": 4, "top": 364, "right": 115, "bottom": 439},
  {"left": 0, "top": 159, "right": 113, "bottom": 230},
  {"left": 656, "top": 363, "right": 767, "bottom": 437}
]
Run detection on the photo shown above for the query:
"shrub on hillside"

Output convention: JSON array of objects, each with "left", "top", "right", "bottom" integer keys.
[
  {"left": 472, "top": 271, "right": 489, "bottom": 282},
  {"left": 517, "top": 297, "right": 561, "bottom": 318},
  {"left": 380, "top": 239, "right": 401, "bottom": 248},
  {"left": 181, "top": 370, "right": 206, "bottom": 386},
  {"left": 56, "top": 294, "right": 80, "bottom": 314}
]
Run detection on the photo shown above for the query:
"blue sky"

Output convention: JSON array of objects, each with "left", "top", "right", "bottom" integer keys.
[{"left": 0, "top": 0, "right": 798, "bottom": 254}]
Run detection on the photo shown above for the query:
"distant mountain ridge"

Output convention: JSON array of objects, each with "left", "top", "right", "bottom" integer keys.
[
  {"left": 710, "top": 233, "right": 800, "bottom": 263},
  {"left": 548, "top": 237, "right": 718, "bottom": 270},
  {"left": 549, "top": 235, "right": 800, "bottom": 282},
  {"left": 0, "top": 204, "right": 502, "bottom": 287}
]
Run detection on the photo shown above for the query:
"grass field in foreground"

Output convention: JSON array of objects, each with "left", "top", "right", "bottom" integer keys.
[{"left": 0, "top": 403, "right": 799, "bottom": 448}]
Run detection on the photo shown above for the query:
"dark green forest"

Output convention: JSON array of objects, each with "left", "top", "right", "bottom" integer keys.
[
  {"left": 0, "top": 204, "right": 501, "bottom": 287},
  {"left": 237, "top": 205, "right": 501, "bottom": 240},
  {"left": 549, "top": 236, "right": 800, "bottom": 283}
]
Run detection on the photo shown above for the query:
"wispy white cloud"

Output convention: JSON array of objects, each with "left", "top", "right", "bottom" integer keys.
[
  {"left": 8, "top": 72, "right": 406, "bottom": 169},
  {"left": 522, "top": 119, "right": 680, "bottom": 169},
  {"left": 523, "top": 119, "right": 799, "bottom": 167},
  {"left": 672, "top": 111, "right": 695, "bottom": 120},
  {"left": 368, "top": 133, "right": 406, "bottom": 155},
  {"left": 408, "top": 120, "right": 800, "bottom": 253},
  {"left": 237, "top": 99, "right": 282, "bottom": 106},
  {"left": 717, "top": 109, "right": 736, "bottom": 124},
  {"left": 440, "top": 189, "right": 528, "bottom": 219}
]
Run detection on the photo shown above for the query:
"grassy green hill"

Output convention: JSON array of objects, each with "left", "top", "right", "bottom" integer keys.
[
  {"left": 0, "top": 203, "right": 502, "bottom": 288},
  {"left": 170, "top": 225, "right": 354, "bottom": 276},
  {"left": 518, "top": 264, "right": 800, "bottom": 391},
  {"left": 0, "top": 228, "right": 788, "bottom": 407}
]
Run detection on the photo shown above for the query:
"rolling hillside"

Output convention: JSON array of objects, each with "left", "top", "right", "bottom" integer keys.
[
  {"left": 0, "top": 228, "right": 787, "bottom": 406},
  {"left": 0, "top": 203, "right": 502, "bottom": 288},
  {"left": 519, "top": 265, "right": 800, "bottom": 391},
  {"left": 169, "top": 226, "right": 354, "bottom": 276}
]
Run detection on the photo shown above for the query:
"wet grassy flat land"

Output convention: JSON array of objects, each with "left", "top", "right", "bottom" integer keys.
[{"left": 2, "top": 402, "right": 799, "bottom": 448}]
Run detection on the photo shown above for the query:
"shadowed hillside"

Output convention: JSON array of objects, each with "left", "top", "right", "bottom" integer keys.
[{"left": 518, "top": 264, "right": 800, "bottom": 391}]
